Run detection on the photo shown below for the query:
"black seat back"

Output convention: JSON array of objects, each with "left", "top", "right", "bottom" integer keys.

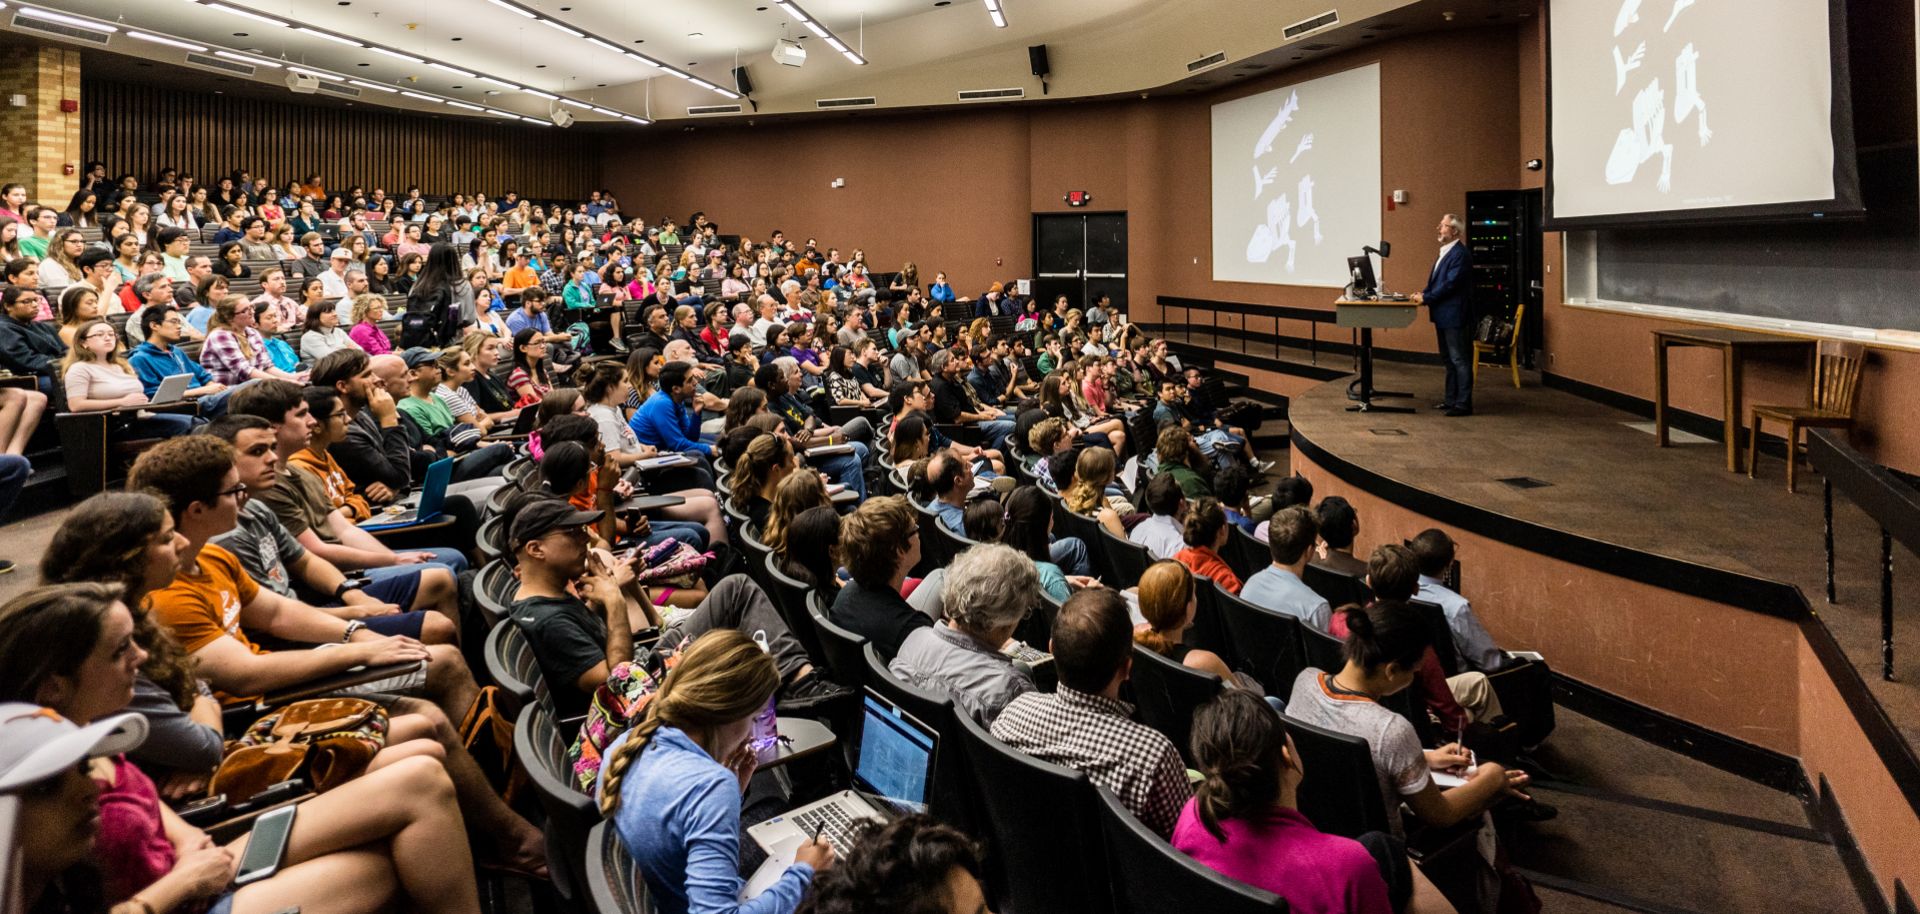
[
  {"left": 1127, "top": 645, "right": 1224, "bottom": 764},
  {"left": 761, "top": 555, "right": 830, "bottom": 666},
  {"left": 808, "top": 591, "right": 871, "bottom": 688},
  {"left": 1280, "top": 710, "right": 1393, "bottom": 839},
  {"left": 1303, "top": 563, "right": 1372, "bottom": 612},
  {"left": 1054, "top": 506, "right": 1119, "bottom": 583},
  {"left": 1098, "top": 525, "right": 1152, "bottom": 588},
  {"left": 1225, "top": 524, "right": 1269, "bottom": 582},
  {"left": 514, "top": 703, "right": 601, "bottom": 901},
  {"left": 1095, "top": 787, "right": 1288, "bottom": 914},
  {"left": 484, "top": 621, "right": 539, "bottom": 716},
  {"left": 913, "top": 502, "right": 957, "bottom": 576},
  {"left": 953, "top": 710, "right": 1114, "bottom": 914},
  {"left": 1299, "top": 622, "right": 1347, "bottom": 675},
  {"left": 475, "top": 558, "right": 517, "bottom": 628},
  {"left": 861, "top": 642, "right": 976, "bottom": 831},
  {"left": 1407, "top": 599, "right": 1460, "bottom": 676},
  {"left": 1211, "top": 579, "right": 1307, "bottom": 695},
  {"left": 583, "top": 820, "right": 649, "bottom": 914},
  {"left": 734, "top": 523, "right": 773, "bottom": 591},
  {"left": 477, "top": 513, "right": 509, "bottom": 564}
]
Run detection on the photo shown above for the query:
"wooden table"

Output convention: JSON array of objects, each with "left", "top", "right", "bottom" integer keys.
[
  {"left": 1334, "top": 298, "right": 1420, "bottom": 413},
  {"left": 1651, "top": 327, "right": 1815, "bottom": 472}
]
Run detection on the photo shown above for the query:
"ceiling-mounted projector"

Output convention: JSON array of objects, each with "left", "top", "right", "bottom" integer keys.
[
  {"left": 285, "top": 71, "right": 320, "bottom": 94},
  {"left": 772, "top": 38, "right": 806, "bottom": 68},
  {"left": 550, "top": 107, "right": 575, "bottom": 128}
]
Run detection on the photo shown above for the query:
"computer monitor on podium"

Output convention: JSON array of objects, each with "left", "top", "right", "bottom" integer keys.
[{"left": 1347, "top": 255, "right": 1377, "bottom": 298}]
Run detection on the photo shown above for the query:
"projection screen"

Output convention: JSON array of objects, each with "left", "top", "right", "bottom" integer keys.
[
  {"left": 1545, "top": 0, "right": 1860, "bottom": 228},
  {"left": 1211, "top": 63, "right": 1381, "bottom": 288}
]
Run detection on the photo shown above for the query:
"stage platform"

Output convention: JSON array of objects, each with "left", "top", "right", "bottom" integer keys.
[{"left": 1280, "top": 359, "right": 1920, "bottom": 900}]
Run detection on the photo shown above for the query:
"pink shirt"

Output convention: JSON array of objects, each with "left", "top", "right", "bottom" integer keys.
[
  {"left": 1171, "top": 801, "right": 1392, "bottom": 914},
  {"left": 95, "top": 756, "right": 177, "bottom": 905},
  {"left": 349, "top": 319, "right": 392, "bottom": 354}
]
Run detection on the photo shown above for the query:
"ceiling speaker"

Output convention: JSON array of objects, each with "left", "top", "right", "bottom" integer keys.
[
  {"left": 733, "top": 65, "right": 754, "bottom": 96},
  {"left": 1028, "top": 44, "right": 1050, "bottom": 78}
]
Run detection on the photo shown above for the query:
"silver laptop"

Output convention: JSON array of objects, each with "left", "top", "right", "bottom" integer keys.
[
  {"left": 746, "top": 693, "right": 936, "bottom": 862},
  {"left": 149, "top": 374, "right": 192, "bottom": 404}
]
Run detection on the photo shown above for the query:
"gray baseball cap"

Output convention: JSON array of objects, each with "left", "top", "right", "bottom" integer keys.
[{"left": 0, "top": 703, "right": 147, "bottom": 792}]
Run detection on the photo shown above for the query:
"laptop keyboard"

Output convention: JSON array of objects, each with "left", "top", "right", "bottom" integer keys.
[{"left": 791, "top": 804, "right": 862, "bottom": 855}]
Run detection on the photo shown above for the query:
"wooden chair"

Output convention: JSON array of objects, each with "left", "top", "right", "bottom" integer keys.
[
  {"left": 1747, "top": 340, "right": 1866, "bottom": 492},
  {"left": 1471, "top": 303, "right": 1524, "bottom": 389}
]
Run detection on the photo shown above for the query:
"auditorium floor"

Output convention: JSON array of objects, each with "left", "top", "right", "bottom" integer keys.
[
  {"left": 1281, "top": 360, "right": 1920, "bottom": 756},
  {"left": 1521, "top": 707, "right": 1867, "bottom": 914}
]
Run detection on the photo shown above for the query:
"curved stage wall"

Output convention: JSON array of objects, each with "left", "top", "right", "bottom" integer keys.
[{"left": 1282, "top": 376, "right": 1920, "bottom": 903}]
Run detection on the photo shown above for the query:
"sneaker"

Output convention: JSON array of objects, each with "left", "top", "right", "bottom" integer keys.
[
  {"left": 776, "top": 673, "right": 855, "bottom": 716},
  {"left": 1253, "top": 459, "right": 1278, "bottom": 474},
  {"left": 609, "top": 338, "right": 630, "bottom": 353}
]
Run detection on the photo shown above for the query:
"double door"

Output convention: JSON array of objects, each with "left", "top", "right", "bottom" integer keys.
[{"left": 1032, "top": 212, "right": 1128, "bottom": 315}]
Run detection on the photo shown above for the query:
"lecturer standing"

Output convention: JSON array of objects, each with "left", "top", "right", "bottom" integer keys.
[{"left": 1412, "top": 213, "right": 1473, "bottom": 416}]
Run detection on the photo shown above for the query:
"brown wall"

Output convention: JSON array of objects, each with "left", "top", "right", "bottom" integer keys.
[
  {"left": 605, "top": 25, "right": 1523, "bottom": 347},
  {"left": 82, "top": 76, "right": 602, "bottom": 200}
]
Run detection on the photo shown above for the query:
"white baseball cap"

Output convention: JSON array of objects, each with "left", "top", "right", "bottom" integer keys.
[{"left": 0, "top": 703, "right": 147, "bottom": 792}]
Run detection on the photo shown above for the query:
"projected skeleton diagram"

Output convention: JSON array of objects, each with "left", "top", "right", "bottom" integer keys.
[
  {"left": 1549, "top": 0, "right": 1836, "bottom": 221},
  {"left": 1211, "top": 64, "right": 1380, "bottom": 287},
  {"left": 1603, "top": 0, "right": 1710, "bottom": 194}
]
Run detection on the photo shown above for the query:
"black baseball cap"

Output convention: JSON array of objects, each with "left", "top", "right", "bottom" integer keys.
[{"left": 509, "top": 498, "right": 603, "bottom": 552}]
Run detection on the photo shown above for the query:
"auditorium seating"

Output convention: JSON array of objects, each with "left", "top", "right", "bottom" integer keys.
[
  {"left": 1094, "top": 787, "right": 1287, "bottom": 914},
  {"left": 1127, "top": 644, "right": 1224, "bottom": 765},
  {"left": 953, "top": 709, "right": 1115, "bottom": 914}
]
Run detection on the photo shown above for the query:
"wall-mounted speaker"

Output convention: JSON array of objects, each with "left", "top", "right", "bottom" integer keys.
[
  {"left": 1028, "top": 44, "right": 1050, "bottom": 78},
  {"left": 733, "top": 65, "right": 753, "bottom": 96}
]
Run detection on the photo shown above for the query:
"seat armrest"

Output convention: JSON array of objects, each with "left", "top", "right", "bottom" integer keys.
[{"left": 255, "top": 659, "right": 426, "bottom": 707}]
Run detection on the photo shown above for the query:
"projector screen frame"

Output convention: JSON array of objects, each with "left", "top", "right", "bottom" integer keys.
[{"left": 1542, "top": 0, "right": 1864, "bottom": 232}]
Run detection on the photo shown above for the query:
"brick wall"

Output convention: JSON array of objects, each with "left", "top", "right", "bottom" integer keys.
[{"left": 0, "top": 44, "right": 82, "bottom": 207}]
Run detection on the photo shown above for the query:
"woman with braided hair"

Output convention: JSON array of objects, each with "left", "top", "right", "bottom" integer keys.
[{"left": 595, "top": 629, "right": 835, "bottom": 914}]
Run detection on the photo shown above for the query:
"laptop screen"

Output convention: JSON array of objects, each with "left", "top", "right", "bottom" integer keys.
[{"left": 854, "top": 695, "right": 935, "bottom": 806}]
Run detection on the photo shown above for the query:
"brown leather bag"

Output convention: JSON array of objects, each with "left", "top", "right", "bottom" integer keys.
[{"left": 209, "top": 697, "right": 389, "bottom": 802}]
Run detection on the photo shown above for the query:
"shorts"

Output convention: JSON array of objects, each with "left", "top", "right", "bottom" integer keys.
[
  {"left": 206, "top": 892, "right": 237, "bottom": 914},
  {"left": 361, "top": 610, "right": 428, "bottom": 639},
  {"left": 356, "top": 564, "right": 426, "bottom": 609}
]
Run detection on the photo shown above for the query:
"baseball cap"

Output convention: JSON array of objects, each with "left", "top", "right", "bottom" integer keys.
[
  {"left": 509, "top": 498, "right": 604, "bottom": 552},
  {"left": 0, "top": 704, "right": 147, "bottom": 793},
  {"left": 400, "top": 347, "right": 440, "bottom": 369},
  {"left": 329, "top": 247, "right": 352, "bottom": 260},
  {"left": 989, "top": 282, "right": 1004, "bottom": 294}
]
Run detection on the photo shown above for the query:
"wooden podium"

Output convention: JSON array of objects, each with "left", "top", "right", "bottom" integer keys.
[{"left": 1335, "top": 298, "right": 1418, "bottom": 413}]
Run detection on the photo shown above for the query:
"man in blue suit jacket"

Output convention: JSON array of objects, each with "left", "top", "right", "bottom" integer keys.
[{"left": 1413, "top": 213, "right": 1473, "bottom": 416}]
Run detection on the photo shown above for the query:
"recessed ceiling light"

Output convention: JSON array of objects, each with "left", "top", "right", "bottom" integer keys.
[
  {"left": 596, "top": 83, "right": 607, "bottom": 87},
  {"left": 232, "top": 32, "right": 247, "bottom": 36},
  {"left": 687, "top": 32, "right": 703, "bottom": 38},
  {"left": 357, "top": 62, "right": 369, "bottom": 66},
  {"left": 450, "top": 84, "right": 463, "bottom": 88},
  {"left": 450, "top": 37, "right": 463, "bottom": 41},
  {"left": 756, "top": 5, "right": 767, "bottom": 9},
  {"left": 535, "top": 64, "right": 547, "bottom": 68},
  {"left": 934, "top": 1, "right": 949, "bottom": 6}
]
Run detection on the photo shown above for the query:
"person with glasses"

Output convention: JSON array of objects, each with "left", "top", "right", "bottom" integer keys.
[
  {"left": 63, "top": 317, "right": 201, "bottom": 442},
  {"left": 127, "top": 306, "right": 231, "bottom": 416}
]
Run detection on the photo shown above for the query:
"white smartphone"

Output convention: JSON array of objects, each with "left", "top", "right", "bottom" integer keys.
[{"left": 234, "top": 805, "right": 298, "bottom": 886}]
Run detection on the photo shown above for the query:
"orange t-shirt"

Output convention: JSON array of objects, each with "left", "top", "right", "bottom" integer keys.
[
  {"left": 504, "top": 265, "right": 540, "bottom": 291},
  {"left": 288, "top": 446, "right": 371, "bottom": 521},
  {"left": 146, "top": 543, "right": 264, "bottom": 655}
]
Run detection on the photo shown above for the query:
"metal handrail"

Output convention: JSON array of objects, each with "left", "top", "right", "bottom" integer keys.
[{"left": 1807, "top": 429, "right": 1920, "bottom": 680}]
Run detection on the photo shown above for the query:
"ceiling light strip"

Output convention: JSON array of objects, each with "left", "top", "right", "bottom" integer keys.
[
  {"left": 775, "top": 0, "right": 867, "bottom": 65},
  {"left": 16, "top": 5, "right": 119, "bottom": 31},
  {"left": 173, "top": 0, "right": 657, "bottom": 124},
  {"left": 478, "top": 0, "right": 748, "bottom": 95}
]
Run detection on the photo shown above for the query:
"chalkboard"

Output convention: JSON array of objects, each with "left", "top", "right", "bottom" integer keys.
[{"left": 1593, "top": 146, "right": 1920, "bottom": 333}]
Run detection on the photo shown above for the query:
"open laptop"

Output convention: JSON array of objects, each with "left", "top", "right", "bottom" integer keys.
[
  {"left": 742, "top": 694, "right": 936, "bottom": 893},
  {"left": 357, "top": 457, "right": 453, "bottom": 530},
  {"left": 148, "top": 373, "right": 192, "bottom": 404}
]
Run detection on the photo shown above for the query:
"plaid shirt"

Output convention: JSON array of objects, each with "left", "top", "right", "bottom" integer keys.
[
  {"left": 989, "top": 685, "right": 1191, "bottom": 837},
  {"left": 539, "top": 268, "right": 568, "bottom": 296},
  {"left": 200, "top": 326, "right": 275, "bottom": 385}
]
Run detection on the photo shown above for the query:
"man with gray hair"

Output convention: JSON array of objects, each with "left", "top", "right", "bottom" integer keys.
[
  {"left": 1411, "top": 212, "right": 1473, "bottom": 417},
  {"left": 748, "top": 293, "right": 782, "bottom": 347},
  {"left": 330, "top": 267, "right": 371, "bottom": 323},
  {"left": 889, "top": 543, "right": 1040, "bottom": 724}
]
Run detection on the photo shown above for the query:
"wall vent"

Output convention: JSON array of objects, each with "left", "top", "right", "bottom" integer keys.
[
  {"left": 815, "top": 96, "right": 877, "bottom": 109},
  {"left": 315, "top": 81, "right": 360, "bottom": 98},
  {"left": 11, "top": 14, "right": 112, "bottom": 45},
  {"left": 185, "top": 52, "right": 254, "bottom": 76},
  {"left": 1186, "top": 51, "right": 1228, "bottom": 73},
  {"left": 687, "top": 104, "right": 744, "bottom": 116},
  {"left": 958, "top": 87, "right": 1025, "bottom": 101},
  {"left": 1284, "top": 10, "right": 1340, "bottom": 40}
]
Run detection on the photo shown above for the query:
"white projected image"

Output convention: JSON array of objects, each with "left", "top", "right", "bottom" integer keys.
[
  {"left": 1212, "top": 64, "right": 1381, "bottom": 287},
  {"left": 1550, "top": 0, "right": 1837, "bottom": 222}
]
